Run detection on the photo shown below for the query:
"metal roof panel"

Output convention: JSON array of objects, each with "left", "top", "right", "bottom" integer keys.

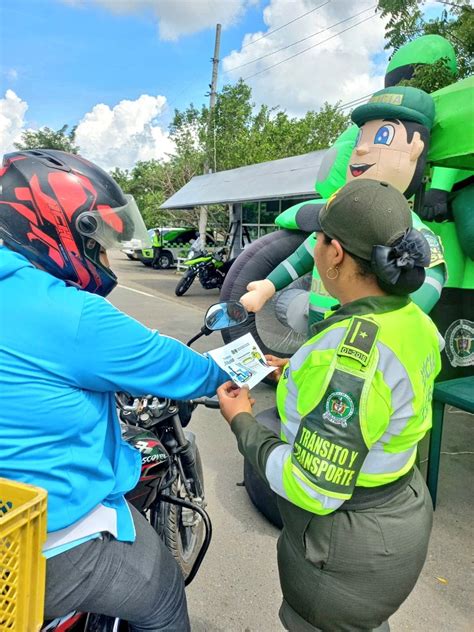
[{"left": 161, "top": 150, "right": 325, "bottom": 209}]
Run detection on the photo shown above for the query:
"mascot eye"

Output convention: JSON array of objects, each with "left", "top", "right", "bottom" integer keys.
[
  {"left": 374, "top": 124, "right": 395, "bottom": 146},
  {"left": 355, "top": 130, "right": 362, "bottom": 146}
]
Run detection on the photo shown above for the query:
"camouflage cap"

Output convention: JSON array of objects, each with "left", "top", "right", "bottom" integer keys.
[{"left": 301, "top": 179, "right": 413, "bottom": 261}]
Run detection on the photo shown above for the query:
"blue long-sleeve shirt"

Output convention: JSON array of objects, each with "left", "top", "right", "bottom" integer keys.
[{"left": 0, "top": 247, "right": 228, "bottom": 535}]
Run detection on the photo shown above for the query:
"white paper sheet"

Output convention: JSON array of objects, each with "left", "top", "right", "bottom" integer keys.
[{"left": 208, "top": 333, "right": 274, "bottom": 389}]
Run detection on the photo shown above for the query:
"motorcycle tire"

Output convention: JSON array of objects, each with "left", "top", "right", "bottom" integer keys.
[
  {"left": 175, "top": 270, "right": 196, "bottom": 296},
  {"left": 220, "top": 229, "right": 308, "bottom": 357},
  {"left": 243, "top": 457, "right": 283, "bottom": 529},
  {"left": 156, "top": 250, "right": 174, "bottom": 270},
  {"left": 159, "top": 443, "right": 206, "bottom": 580}
]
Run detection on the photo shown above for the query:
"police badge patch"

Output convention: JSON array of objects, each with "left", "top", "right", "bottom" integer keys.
[
  {"left": 322, "top": 391, "right": 355, "bottom": 428},
  {"left": 445, "top": 319, "right": 474, "bottom": 367}
]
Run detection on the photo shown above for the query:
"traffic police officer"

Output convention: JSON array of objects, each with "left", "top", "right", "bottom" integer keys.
[
  {"left": 151, "top": 227, "right": 162, "bottom": 269},
  {"left": 218, "top": 179, "right": 441, "bottom": 631}
]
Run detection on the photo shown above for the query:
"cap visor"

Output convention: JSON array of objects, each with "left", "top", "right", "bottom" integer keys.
[{"left": 294, "top": 202, "right": 324, "bottom": 233}]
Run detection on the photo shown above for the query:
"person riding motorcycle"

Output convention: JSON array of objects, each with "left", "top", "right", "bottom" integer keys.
[
  {"left": 0, "top": 149, "right": 229, "bottom": 631},
  {"left": 218, "top": 180, "right": 441, "bottom": 631}
]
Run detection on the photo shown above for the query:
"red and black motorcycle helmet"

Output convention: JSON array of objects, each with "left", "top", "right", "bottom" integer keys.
[{"left": 0, "top": 149, "right": 150, "bottom": 296}]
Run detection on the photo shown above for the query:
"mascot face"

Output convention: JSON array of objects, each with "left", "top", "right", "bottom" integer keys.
[{"left": 346, "top": 118, "right": 425, "bottom": 195}]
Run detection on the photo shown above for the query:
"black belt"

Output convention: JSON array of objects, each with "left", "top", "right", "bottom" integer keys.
[{"left": 337, "top": 468, "right": 414, "bottom": 511}]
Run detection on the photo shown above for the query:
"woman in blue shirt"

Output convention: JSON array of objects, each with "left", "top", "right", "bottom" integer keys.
[{"left": 0, "top": 149, "right": 228, "bottom": 631}]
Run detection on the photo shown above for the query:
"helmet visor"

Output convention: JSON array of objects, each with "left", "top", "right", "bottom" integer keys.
[{"left": 77, "top": 195, "right": 152, "bottom": 250}]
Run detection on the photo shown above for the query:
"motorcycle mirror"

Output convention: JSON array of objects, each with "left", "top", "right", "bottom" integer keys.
[{"left": 204, "top": 301, "right": 248, "bottom": 332}]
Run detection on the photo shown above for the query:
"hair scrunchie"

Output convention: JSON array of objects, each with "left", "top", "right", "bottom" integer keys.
[{"left": 371, "top": 229, "right": 431, "bottom": 293}]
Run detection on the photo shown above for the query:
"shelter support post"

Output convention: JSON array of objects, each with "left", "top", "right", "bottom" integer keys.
[{"left": 229, "top": 202, "right": 244, "bottom": 258}]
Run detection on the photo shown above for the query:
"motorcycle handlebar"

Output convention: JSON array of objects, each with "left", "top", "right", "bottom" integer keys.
[{"left": 191, "top": 397, "right": 220, "bottom": 409}]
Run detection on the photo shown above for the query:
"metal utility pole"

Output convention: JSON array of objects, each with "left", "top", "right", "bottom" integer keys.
[
  {"left": 209, "top": 24, "right": 221, "bottom": 113},
  {"left": 199, "top": 23, "right": 221, "bottom": 247}
]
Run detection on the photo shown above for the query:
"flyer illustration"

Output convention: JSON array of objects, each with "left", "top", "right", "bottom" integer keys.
[{"left": 208, "top": 333, "right": 274, "bottom": 389}]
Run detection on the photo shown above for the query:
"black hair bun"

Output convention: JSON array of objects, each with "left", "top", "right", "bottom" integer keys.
[{"left": 371, "top": 228, "right": 431, "bottom": 295}]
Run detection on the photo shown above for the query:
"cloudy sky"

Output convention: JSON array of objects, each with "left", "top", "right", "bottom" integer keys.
[{"left": 0, "top": 0, "right": 440, "bottom": 171}]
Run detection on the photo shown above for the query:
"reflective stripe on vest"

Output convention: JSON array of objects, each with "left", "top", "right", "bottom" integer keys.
[
  {"left": 273, "top": 306, "right": 440, "bottom": 510},
  {"left": 279, "top": 327, "right": 346, "bottom": 444},
  {"left": 265, "top": 444, "right": 344, "bottom": 511}
]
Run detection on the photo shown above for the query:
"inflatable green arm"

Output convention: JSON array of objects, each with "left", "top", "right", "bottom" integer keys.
[
  {"left": 267, "top": 234, "right": 315, "bottom": 291},
  {"left": 267, "top": 125, "right": 360, "bottom": 294},
  {"left": 410, "top": 263, "right": 446, "bottom": 313}
]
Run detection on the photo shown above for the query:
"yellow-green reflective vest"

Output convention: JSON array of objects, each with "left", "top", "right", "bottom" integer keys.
[{"left": 268, "top": 295, "right": 441, "bottom": 515}]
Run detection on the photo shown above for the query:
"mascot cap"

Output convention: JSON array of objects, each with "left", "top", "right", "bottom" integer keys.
[{"left": 351, "top": 86, "right": 435, "bottom": 131}]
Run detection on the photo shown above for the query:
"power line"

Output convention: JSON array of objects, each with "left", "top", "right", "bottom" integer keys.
[
  {"left": 226, "top": 6, "right": 376, "bottom": 73},
  {"left": 241, "top": 0, "right": 332, "bottom": 49},
  {"left": 242, "top": 12, "right": 377, "bottom": 81},
  {"left": 336, "top": 92, "right": 373, "bottom": 111}
]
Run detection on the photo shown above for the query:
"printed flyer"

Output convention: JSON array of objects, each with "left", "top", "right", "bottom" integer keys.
[{"left": 208, "top": 333, "right": 274, "bottom": 389}]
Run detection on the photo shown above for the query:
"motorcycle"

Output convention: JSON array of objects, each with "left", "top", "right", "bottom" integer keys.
[
  {"left": 41, "top": 301, "right": 248, "bottom": 632},
  {"left": 175, "top": 247, "right": 234, "bottom": 297}
]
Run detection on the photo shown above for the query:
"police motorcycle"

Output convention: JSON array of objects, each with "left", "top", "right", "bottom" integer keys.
[
  {"left": 175, "top": 246, "right": 234, "bottom": 297},
  {"left": 41, "top": 301, "right": 248, "bottom": 632}
]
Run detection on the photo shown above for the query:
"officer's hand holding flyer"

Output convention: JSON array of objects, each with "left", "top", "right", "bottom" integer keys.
[{"left": 208, "top": 333, "right": 274, "bottom": 389}]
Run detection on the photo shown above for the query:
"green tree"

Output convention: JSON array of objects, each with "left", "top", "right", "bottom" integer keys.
[
  {"left": 210, "top": 80, "right": 254, "bottom": 170},
  {"left": 252, "top": 103, "right": 349, "bottom": 162},
  {"left": 15, "top": 124, "right": 79, "bottom": 153},
  {"left": 377, "top": 0, "right": 473, "bottom": 91},
  {"left": 170, "top": 79, "right": 349, "bottom": 173},
  {"left": 109, "top": 160, "right": 196, "bottom": 229},
  {"left": 111, "top": 161, "right": 166, "bottom": 228}
]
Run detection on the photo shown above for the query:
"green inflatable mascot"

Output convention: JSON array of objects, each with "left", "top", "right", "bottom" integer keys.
[{"left": 220, "top": 35, "right": 473, "bottom": 380}]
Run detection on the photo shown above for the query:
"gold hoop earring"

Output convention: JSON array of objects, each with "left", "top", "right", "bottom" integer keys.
[{"left": 326, "top": 266, "right": 339, "bottom": 280}]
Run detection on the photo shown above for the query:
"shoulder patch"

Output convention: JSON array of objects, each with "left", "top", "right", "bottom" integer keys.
[
  {"left": 420, "top": 228, "right": 445, "bottom": 268},
  {"left": 338, "top": 317, "right": 379, "bottom": 366}
]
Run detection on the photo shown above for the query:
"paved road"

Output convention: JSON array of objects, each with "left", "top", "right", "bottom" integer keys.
[
  {"left": 109, "top": 250, "right": 472, "bottom": 632},
  {"left": 113, "top": 251, "right": 221, "bottom": 313}
]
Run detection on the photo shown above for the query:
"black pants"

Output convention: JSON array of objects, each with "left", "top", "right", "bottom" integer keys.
[
  {"left": 152, "top": 247, "right": 162, "bottom": 268},
  {"left": 45, "top": 504, "right": 190, "bottom": 631},
  {"left": 278, "top": 468, "right": 432, "bottom": 631},
  {"left": 256, "top": 408, "right": 433, "bottom": 632}
]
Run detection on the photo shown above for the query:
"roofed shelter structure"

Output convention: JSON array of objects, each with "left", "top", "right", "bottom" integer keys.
[{"left": 161, "top": 150, "right": 326, "bottom": 256}]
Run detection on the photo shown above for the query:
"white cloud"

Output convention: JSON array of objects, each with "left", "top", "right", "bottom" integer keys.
[
  {"left": 0, "top": 90, "right": 175, "bottom": 171},
  {"left": 222, "top": 0, "right": 389, "bottom": 117},
  {"left": 63, "top": 0, "right": 255, "bottom": 40},
  {"left": 75, "top": 93, "right": 176, "bottom": 171},
  {"left": 0, "top": 90, "right": 28, "bottom": 154}
]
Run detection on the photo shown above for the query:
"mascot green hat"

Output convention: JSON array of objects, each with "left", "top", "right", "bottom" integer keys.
[
  {"left": 385, "top": 35, "right": 457, "bottom": 88},
  {"left": 351, "top": 86, "right": 436, "bottom": 131}
]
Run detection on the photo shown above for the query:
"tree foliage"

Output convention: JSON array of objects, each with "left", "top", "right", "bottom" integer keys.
[
  {"left": 169, "top": 79, "right": 350, "bottom": 173},
  {"left": 14, "top": 124, "right": 79, "bottom": 153},
  {"left": 377, "top": 0, "right": 473, "bottom": 91},
  {"left": 398, "top": 57, "right": 458, "bottom": 92}
]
